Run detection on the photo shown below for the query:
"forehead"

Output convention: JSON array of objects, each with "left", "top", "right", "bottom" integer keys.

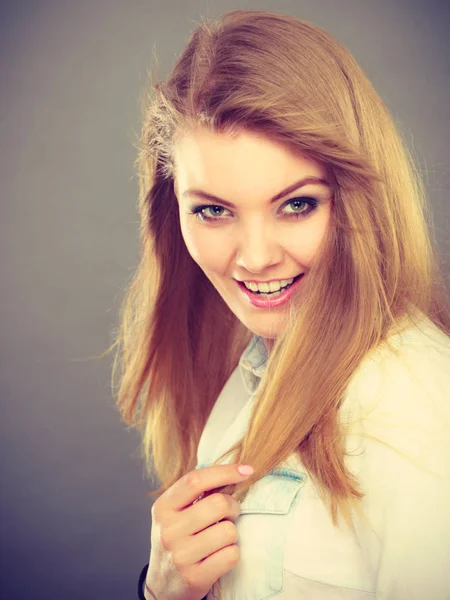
[{"left": 173, "top": 127, "right": 328, "bottom": 194}]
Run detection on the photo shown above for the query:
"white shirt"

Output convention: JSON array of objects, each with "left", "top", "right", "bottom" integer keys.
[{"left": 197, "top": 312, "right": 450, "bottom": 599}]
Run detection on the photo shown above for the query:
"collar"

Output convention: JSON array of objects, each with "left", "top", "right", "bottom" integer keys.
[{"left": 238, "top": 335, "right": 268, "bottom": 395}]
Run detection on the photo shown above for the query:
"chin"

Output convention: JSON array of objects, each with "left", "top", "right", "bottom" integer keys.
[{"left": 242, "top": 318, "right": 284, "bottom": 340}]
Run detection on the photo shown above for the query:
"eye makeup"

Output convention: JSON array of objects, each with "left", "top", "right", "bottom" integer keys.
[{"left": 189, "top": 196, "right": 320, "bottom": 223}]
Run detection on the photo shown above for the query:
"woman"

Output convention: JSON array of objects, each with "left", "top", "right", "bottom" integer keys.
[{"left": 111, "top": 10, "right": 450, "bottom": 600}]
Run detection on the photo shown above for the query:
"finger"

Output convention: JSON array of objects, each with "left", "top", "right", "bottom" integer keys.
[{"left": 164, "top": 464, "right": 253, "bottom": 511}]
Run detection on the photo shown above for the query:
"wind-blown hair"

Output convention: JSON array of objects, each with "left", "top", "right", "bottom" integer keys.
[{"left": 111, "top": 7, "right": 450, "bottom": 551}]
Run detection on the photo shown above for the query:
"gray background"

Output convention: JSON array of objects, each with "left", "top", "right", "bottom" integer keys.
[{"left": 1, "top": 1, "right": 449, "bottom": 598}]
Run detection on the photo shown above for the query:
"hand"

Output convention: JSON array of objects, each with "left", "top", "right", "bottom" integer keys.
[{"left": 145, "top": 463, "right": 254, "bottom": 600}]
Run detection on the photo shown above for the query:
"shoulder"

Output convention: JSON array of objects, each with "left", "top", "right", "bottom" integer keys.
[
  {"left": 339, "top": 315, "right": 450, "bottom": 597},
  {"left": 351, "top": 312, "right": 449, "bottom": 389},
  {"left": 339, "top": 313, "right": 450, "bottom": 492},
  {"left": 342, "top": 314, "right": 450, "bottom": 439}
]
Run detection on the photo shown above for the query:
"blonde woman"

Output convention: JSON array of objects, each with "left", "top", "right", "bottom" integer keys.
[{"left": 111, "top": 10, "right": 450, "bottom": 600}]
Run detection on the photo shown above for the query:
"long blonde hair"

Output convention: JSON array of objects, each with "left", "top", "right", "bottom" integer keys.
[{"left": 109, "top": 9, "right": 450, "bottom": 592}]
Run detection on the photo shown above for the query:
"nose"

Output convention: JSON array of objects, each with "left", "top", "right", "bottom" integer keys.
[{"left": 234, "top": 221, "right": 283, "bottom": 274}]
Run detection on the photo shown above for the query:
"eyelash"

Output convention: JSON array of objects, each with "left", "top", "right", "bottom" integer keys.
[{"left": 189, "top": 197, "right": 319, "bottom": 223}]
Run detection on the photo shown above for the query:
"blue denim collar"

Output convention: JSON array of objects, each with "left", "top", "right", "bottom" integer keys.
[{"left": 238, "top": 335, "right": 268, "bottom": 395}]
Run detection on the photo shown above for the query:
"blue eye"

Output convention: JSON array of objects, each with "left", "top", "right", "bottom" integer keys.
[
  {"left": 192, "top": 205, "right": 229, "bottom": 220},
  {"left": 283, "top": 197, "right": 318, "bottom": 217},
  {"left": 190, "top": 197, "right": 319, "bottom": 222}
]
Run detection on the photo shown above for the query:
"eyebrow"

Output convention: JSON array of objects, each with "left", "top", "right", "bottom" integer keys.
[{"left": 182, "top": 176, "right": 330, "bottom": 209}]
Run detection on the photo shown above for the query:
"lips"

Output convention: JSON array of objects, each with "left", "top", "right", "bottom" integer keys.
[{"left": 236, "top": 273, "right": 305, "bottom": 309}]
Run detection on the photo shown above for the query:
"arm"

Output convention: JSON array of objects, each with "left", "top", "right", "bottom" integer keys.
[
  {"left": 344, "top": 343, "right": 450, "bottom": 599},
  {"left": 348, "top": 432, "right": 450, "bottom": 599}
]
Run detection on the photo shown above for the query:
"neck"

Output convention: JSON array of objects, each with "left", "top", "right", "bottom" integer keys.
[{"left": 263, "top": 337, "right": 275, "bottom": 355}]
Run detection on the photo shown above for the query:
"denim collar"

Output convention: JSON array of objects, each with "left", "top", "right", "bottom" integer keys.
[{"left": 238, "top": 335, "right": 268, "bottom": 395}]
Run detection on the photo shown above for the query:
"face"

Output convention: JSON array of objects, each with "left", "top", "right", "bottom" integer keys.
[{"left": 173, "top": 127, "right": 333, "bottom": 353}]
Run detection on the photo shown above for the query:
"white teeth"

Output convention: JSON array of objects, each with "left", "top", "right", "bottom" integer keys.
[{"left": 244, "top": 277, "right": 295, "bottom": 293}]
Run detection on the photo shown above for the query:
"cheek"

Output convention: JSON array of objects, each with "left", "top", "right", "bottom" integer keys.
[
  {"left": 291, "top": 212, "right": 330, "bottom": 264},
  {"left": 180, "top": 221, "right": 230, "bottom": 273}
]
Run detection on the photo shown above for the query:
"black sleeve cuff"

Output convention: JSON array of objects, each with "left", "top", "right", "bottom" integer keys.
[
  {"left": 137, "top": 562, "right": 208, "bottom": 599},
  {"left": 137, "top": 563, "right": 149, "bottom": 599}
]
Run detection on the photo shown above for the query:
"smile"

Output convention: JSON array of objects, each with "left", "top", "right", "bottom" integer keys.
[{"left": 236, "top": 274, "right": 304, "bottom": 308}]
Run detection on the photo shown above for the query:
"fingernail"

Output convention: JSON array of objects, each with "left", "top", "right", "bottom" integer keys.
[{"left": 237, "top": 465, "right": 254, "bottom": 476}]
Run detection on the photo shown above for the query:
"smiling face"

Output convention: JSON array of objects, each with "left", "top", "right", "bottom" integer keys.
[{"left": 173, "top": 126, "right": 333, "bottom": 352}]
